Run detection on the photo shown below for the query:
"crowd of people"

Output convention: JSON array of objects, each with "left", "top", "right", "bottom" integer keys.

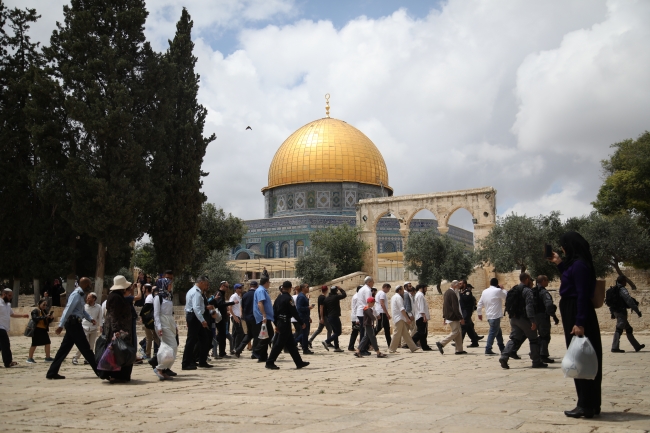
[{"left": 0, "top": 232, "right": 645, "bottom": 418}]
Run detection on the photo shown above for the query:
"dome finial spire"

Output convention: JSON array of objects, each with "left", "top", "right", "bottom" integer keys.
[{"left": 325, "top": 93, "right": 330, "bottom": 118}]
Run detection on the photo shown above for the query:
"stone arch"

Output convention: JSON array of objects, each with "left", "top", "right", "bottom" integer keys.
[
  {"left": 280, "top": 241, "right": 290, "bottom": 258},
  {"left": 235, "top": 251, "right": 251, "bottom": 260},
  {"left": 265, "top": 243, "right": 275, "bottom": 258}
]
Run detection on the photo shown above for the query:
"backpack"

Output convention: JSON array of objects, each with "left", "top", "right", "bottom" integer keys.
[
  {"left": 139, "top": 302, "right": 155, "bottom": 329},
  {"left": 531, "top": 286, "right": 544, "bottom": 314},
  {"left": 505, "top": 285, "right": 527, "bottom": 319}
]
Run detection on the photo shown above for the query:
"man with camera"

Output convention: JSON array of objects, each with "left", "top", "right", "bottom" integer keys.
[{"left": 321, "top": 286, "right": 347, "bottom": 352}]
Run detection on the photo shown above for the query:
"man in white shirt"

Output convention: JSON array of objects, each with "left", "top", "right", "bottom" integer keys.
[
  {"left": 0, "top": 288, "right": 29, "bottom": 367},
  {"left": 347, "top": 286, "right": 362, "bottom": 351},
  {"left": 411, "top": 284, "right": 432, "bottom": 350},
  {"left": 72, "top": 292, "right": 103, "bottom": 365},
  {"left": 388, "top": 286, "right": 419, "bottom": 353},
  {"left": 374, "top": 283, "right": 392, "bottom": 347},
  {"left": 476, "top": 278, "right": 507, "bottom": 355},
  {"left": 229, "top": 284, "right": 244, "bottom": 350}
]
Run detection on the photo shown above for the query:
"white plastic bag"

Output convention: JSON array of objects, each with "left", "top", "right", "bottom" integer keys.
[
  {"left": 212, "top": 309, "right": 222, "bottom": 323},
  {"left": 561, "top": 336, "right": 598, "bottom": 380},
  {"left": 157, "top": 341, "right": 175, "bottom": 366},
  {"left": 258, "top": 323, "right": 269, "bottom": 340}
]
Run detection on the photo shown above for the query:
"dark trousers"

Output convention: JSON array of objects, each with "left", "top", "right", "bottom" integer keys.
[
  {"left": 295, "top": 319, "right": 310, "bottom": 352},
  {"left": 500, "top": 317, "right": 541, "bottom": 364},
  {"left": 612, "top": 310, "right": 642, "bottom": 351},
  {"left": 46, "top": 321, "right": 98, "bottom": 377},
  {"left": 358, "top": 325, "right": 379, "bottom": 352},
  {"left": 374, "top": 313, "right": 392, "bottom": 346},
  {"left": 309, "top": 317, "right": 332, "bottom": 343},
  {"left": 198, "top": 325, "right": 211, "bottom": 362},
  {"left": 0, "top": 329, "right": 12, "bottom": 367},
  {"left": 215, "top": 319, "right": 227, "bottom": 356},
  {"left": 231, "top": 318, "right": 244, "bottom": 350},
  {"left": 235, "top": 319, "right": 256, "bottom": 354},
  {"left": 252, "top": 321, "right": 274, "bottom": 361},
  {"left": 348, "top": 322, "right": 360, "bottom": 350},
  {"left": 412, "top": 318, "right": 430, "bottom": 349},
  {"left": 182, "top": 313, "right": 203, "bottom": 368},
  {"left": 267, "top": 323, "right": 304, "bottom": 366},
  {"left": 560, "top": 297, "right": 602, "bottom": 411},
  {"left": 325, "top": 316, "right": 342, "bottom": 348},
  {"left": 461, "top": 311, "right": 479, "bottom": 344},
  {"left": 357, "top": 316, "right": 365, "bottom": 341},
  {"left": 535, "top": 313, "right": 552, "bottom": 357}
]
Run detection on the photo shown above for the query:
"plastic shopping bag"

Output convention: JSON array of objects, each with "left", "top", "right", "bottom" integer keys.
[
  {"left": 97, "top": 346, "right": 121, "bottom": 371},
  {"left": 258, "top": 323, "right": 269, "bottom": 340},
  {"left": 561, "top": 335, "right": 598, "bottom": 380},
  {"left": 157, "top": 341, "right": 175, "bottom": 366}
]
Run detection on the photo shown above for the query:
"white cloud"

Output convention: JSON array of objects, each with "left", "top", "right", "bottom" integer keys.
[{"left": 502, "top": 183, "right": 594, "bottom": 218}]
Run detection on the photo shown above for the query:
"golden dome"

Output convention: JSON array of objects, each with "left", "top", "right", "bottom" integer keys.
[{"left": 264, "top": 117, "right": 392, "bottom": 193}]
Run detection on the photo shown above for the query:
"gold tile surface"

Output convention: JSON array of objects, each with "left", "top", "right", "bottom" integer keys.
[{"left": 265, "top": 118, "right": 391, "bottom": 191}]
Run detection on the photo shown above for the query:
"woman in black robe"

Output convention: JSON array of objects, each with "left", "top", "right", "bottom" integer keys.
[{"left": 99, "top": 279, "right": 135, "bottom": 383}]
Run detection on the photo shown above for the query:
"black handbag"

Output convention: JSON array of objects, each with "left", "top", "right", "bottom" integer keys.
[
  {"left": 112, "top": 337, "right": 137, "bottom": 366},
  {"left": 94, "top": 334, "right": 108, "bottom": 364},
  {"left": 24, "top": 319, "right": 35, "bottom": 337}
]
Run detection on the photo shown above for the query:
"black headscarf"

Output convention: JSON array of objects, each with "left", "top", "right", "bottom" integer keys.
[{"left": 559, "top": 231, "right": 596, "bottom": 280}]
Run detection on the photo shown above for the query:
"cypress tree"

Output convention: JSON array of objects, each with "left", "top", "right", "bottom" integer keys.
[{"left": 148, "top": 8, "right": 215, "bottom": 274}]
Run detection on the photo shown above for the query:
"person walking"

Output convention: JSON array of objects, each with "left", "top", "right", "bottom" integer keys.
[
  {"left": 308, "top": 286, "right": 332, "bottom": 349},
  {"left": 210, "top": 281, "right": 238, "bottom": 359},
  {"left": 72, "top": 292, "right": 103, "bottom": 365},
  {"left": 252, "top": 277, "right": 275, "bottom": 362},
  {"left": 152, "top": 277, "right": 178, "bottom": 380},
  {"left": 347, "top": 286, "right": 362, "bottom": 351},
  {"left": 476, "top": 278, "right": 507, "bottom": 355},
  {"left": 608, "top": 275, "right": 644, "bottom": 353},
  {"left": 234, "top": 281, "right": 258, "bottom": 358},
  {"left": 265, "top": 281, "right": 310, "bottom": 370},
  {"left": 181, "top": 276, "right": 210, "bottom": 370},
  {"left": 459, "top": 281, "right": 482, "bottom": 347},
  {"left": 374, "top": 283, "right": 392, "bottom": 347},
  {"left": 550, "top": 231, "right": 602, "bottom": 419},
  {"left": 436, "top": 281, "right": 466, "bottom": 355},
  {"left": 295, "top": 283, "right": 314, "bottom": 354},
  {"left": 498, "top": 273, "right": 546, "bottom": 369},
  {"left": 533, "top": 275, "right": 560, "bottom": 363},
  {"left": 138, "top": 285, "right": 160, "bottom": 360},
  {"left": 46, "top": 278, "right": 99, "bottom": 379},
  {"left": 412, "top": 284, "right": 432, "bottom": 351},
  {"left": 50, "top": 278, "right": 65, "bottom": 308},
  {"left": 355, "top": 297, "right": 386, "bottom": 358},
  {"left": 401, "top": 282, "right": 416, "bottom": 347},
  {"left": 99, "top": 277, "right": 137, "bottom": 383},
  {"left": 1, "top": 289, "right": 29, "bottom": 368},
  {"left": 321, "top": 286, "right": 347, "bottom": 352},
  {"left": 41, "top": 292, "right": 53, "bottom": 314},
  {"left": 388, "top": 286, "right": 419, "bottom": 353},
  {"left": 229, "top": 284, "right": 244, "bottom": 353},
  {"left": 27, "top": 299, "right": 54, "bottom": 364},
  {"left": 355, "top": 277, "right": 374, "bottom": 344}
]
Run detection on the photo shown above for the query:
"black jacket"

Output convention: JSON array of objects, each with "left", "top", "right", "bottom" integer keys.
[
  {"left": 273, "top": 292, "right": 301, "bottom": 327},
  {"left": 323, "top": 290, "right": 347, "bottom": 318}
]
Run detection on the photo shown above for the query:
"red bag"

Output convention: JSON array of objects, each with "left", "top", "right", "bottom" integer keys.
[{"left": 97, "top": 346, "right": 121, "bottom": 371}]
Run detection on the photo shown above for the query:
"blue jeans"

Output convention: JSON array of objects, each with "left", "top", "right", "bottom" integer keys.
[{"left": 486, "top": 318, "right": 505, "bottom": 352}]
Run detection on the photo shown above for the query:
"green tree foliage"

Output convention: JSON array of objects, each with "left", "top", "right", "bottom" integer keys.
[
  {"left": 476, "top": 212, "right": 563, "bottom": 279},
  {"left": 295, "top": 249, "right": 337, "bottom": 286},
  {"left": 200, "top": 250, "right": 237, "bottom": 286},
  {"left": 569, "top": 212, "right": 650, "bottom": 290},
  {"left": 593, "top": 132, "right": 650, "bottom": 227},
  {"left": 309, "top": 224, "right": 369, "bottom": 277},
  {"left": 404, "top": 229, "right": 477, "bottom": 293},
  {"left": 32, "top": 0, "right": 162, "bottom": 291},
  {"left": 132, "top": 242, "right": 158, "bottom": 277},
  {"left": 148, "top": 8, "right": 214, "bottom": 273}
]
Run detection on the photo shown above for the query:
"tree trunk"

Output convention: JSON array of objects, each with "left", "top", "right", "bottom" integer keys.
[
  {"left": 613, "top": 260, "right": 637, "bottom": 290},
  {"left": 520, "top": 264, "right": 527, "bottom": 274},
  {"left": 95, "top": 241, "right": 106, "bottom": 303},
  {"left": 436, "top": 282, "right": 442, "bottom": 294},
  {"left": 11, "top": 277, "right": 20, "bottom": 308},
  {"left": 33, "top": 279, "right": 40, "bottom": 306}
]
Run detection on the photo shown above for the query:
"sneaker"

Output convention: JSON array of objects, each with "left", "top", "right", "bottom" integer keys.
[
  {"left": 485, "top": 350, "right": 497, "bottom": 356},
  {"left": 71, "top": 357, "right": 78, "bottom": 365},
  {"left": 436, "top": 342, "right": 444, "bottom": 355},
  {"left": 26, "top": 358, "right": 36, "bottom": 364},
  {"left": 322, "top": 341, "right": 330, "bottom": 352},
  {"left": 44, "top": 357, "right": 54, "bottom": 362},
  {"left": 333, "top": 348, "right": 344, "bottom": 353},
  {"left": 153, "top": 368, "right": 166, "bottom": 380}
]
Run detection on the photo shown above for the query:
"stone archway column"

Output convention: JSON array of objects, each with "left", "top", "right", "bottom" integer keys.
[
  {"left": 473, "top": 223, "right": 494, "bottom": 248},
  {"left": 437, "top": 225, "right": 449, "bottom": 235},
  {"left": 360, "top": 229, "right": 377, "bottom": 278}
]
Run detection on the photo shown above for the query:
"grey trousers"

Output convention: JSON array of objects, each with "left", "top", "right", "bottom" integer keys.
[
  {"left": 500, "top": 317, "right": 541, "bottom": 364},
  {"left": 612, "top": 310, "right": 642, "bottom": 351},
  {"left": 535, "top": 313, "right": 551, "bottom": 357}
]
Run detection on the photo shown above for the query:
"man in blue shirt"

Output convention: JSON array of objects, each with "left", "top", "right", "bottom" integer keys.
[
  {"left": 252, "top": 277, "right": 274, "bottom": 362},
  {"left": 234, "top": 281, "right": 258, "bottom": 358},
  {"left": 295, "top": 284, "right": 314, "bottom": 354},
  {"left": 46, "top": 277, "right": 101, "bottom": 380},
  {"left": 181, "top": 276, "right": 210, "bottom": 370}
]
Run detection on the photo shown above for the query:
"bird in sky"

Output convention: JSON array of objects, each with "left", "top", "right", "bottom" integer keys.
[{"left": 245, "top": 126, "right": 252, "bottom": 130}]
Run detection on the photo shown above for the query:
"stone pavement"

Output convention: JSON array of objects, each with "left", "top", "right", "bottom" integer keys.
[{"left": 1, "top": 332, "right": 649, "bottom": 433}]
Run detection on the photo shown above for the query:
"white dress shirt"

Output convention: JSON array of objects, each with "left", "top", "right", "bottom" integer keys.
[
  {"left": 350, "top": 293, "right": 359, "bottom": 322},
  {"left": 82, "top": 303, "right": 103, "bottom": 332},
  {"left": 145, "top": 294, "right": 154, "bottom": 304},
  {"left": 413, "top": 291, "right": 430, "bottom": 320},
  {"left": 355, "top": 285, "right": 372, "bottom": 317},
  {"left": 374, "top": 290, "right": 387, "bottom": 314},
  {"left": 390, "top": 294, "right": 407, "bottom": 324},
  {"left": 0, "top": 298, "right": 14, "bottom": 332},
  {"left": 229, "top": 293, "right": 241, "bottom": 317},
  {"left": 476, "top": 285, "right": 508, "bottom": 320}
]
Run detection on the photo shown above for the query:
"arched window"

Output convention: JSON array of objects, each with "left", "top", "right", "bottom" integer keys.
[
  {"left": 236, "top": 251, "right": 250, "bottom": 260},
  {"left": 383, "top": 242, "right": 396, "bottom": 253},
  {"left": 295, "top": 240, "right": 305, "bottom": 257},
  {"left": 280, "top": 242, "right": 289, "bottom": 258},
  {"left": 266, "top": 243, "right": 275, "bottom": 258}
]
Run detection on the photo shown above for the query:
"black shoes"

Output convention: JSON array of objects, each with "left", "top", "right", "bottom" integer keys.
[
  {"left": 265, "top": 363, "right": 280, "bottom": 370},
  {"left": 511, "top": 353, "right": 521, "bottom": 360},
  {"left": 499, "top": 358, "right": 509, "bottom": 369},
  {"left": 333, "top": 348, "right": 344, "bottom": 353},
  {"left": 564, "top": 406, "right": 594, "bottom": 419},
  {"left": 303, "top": 350, "right": 315, "bottom": 355},
  {"left": 468, "top": 343, "right": 479, "bottom": 348},
  {"left": 198, "top": 363, "right": 214, "bottom": 368},
  {"left": 485, "top": 350, "right": 497, "bottom": 356},
  {"left": 182, "top": 365, "right": 197, "bottom": 370},
  {"left": 436, "top": 342, "right": 444, "bottom": 354},
  {"left": 46, "top": 374, "right": 66, "bottom": 380},
  {"left": 296, "top": 361, "right": 310, "bottom": 369},
  {"left": 477, "top": 336, "right": 485, "bottom": 341},
  {"left": 164, "top": 369, "right": 177, "bottom": 376},
  {"left": 541, "top": 357, "right": 555, "bottom": 363},
  {"left": 611, "top": 349, "right": 625, "bottom": 353},
  {"left": 455, "top": 351, "right": 468, "bottom": 355},
  {"left": 322, "top": 341, "right": 330, "bottom": 351},
  {"left": 532, "top": 362, "right": 548, "bottom": 368},
  {"left": 636, "top": 344, "right": 645, "bottom": 352}
]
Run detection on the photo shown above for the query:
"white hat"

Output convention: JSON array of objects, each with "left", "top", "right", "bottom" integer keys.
[
  {"left": 2, "top": 288, "right": 12, "bottom": 293},
  {"left": 403, "top": 281, "right": 411, "bottom": 286},
  {"left": 110, "top": 275, "right": 132, "bottom": 291}
]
